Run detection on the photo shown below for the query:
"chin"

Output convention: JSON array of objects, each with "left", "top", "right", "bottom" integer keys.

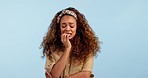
[
  {"left": 69, "top": 35, "right": 75, "bottom": 39},
  {"left": 69, "top": 37, "right": 73, "bottom": 39}
]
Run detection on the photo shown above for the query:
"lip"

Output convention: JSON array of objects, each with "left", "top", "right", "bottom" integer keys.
[{"left": 65, "top": 33, "right": 72, "bottom": 35}]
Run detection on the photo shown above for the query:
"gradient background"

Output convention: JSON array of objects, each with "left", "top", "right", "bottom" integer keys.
[{"left": 0, "top": 0, "right": 148, "bottom": 78}]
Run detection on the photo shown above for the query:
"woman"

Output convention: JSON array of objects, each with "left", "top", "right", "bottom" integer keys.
[{"left": 41, "top": 7, "right": 100, "bottom": 78}]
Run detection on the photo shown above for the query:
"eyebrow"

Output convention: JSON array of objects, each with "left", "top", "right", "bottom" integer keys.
[
  {"left": 61, "top": 22, "right": 74, "bottom": 25},
  {"left": 69, "top": 22, "right": 74, "bottom": 25},
  {"left": 61, "top": 23, "right": 66, "bottom": 25}
]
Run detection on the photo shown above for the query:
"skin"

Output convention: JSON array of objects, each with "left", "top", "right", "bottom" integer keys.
[
  {"left": 60, "top": 15, "right": 77, "bottom": 40},
  {"left": 45, "top": 15, "right": 90, "bottom": 78}
]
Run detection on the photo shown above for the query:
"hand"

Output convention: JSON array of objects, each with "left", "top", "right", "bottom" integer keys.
[
  {"left": 61, "top": 33, "right": 72, "bottom": 50},
  {"left": 45, "top": 71, "right": 53, "bottom": 78}
]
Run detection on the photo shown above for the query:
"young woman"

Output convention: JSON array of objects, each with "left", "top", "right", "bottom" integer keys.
[{"left": 41, "top": 7, "right": 100, "bottom": 78}]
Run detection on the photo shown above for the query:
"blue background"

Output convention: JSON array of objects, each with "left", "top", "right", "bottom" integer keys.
[{"left": 0, "top": 0, "right": 148, "bottom": 78}]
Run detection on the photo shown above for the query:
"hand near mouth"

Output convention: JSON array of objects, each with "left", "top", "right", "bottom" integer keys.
[{"left": 61, "top": 33, "right": 72, "bottom": 50}]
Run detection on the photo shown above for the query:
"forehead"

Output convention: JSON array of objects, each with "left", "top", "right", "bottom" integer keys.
[{"left": 60, "top": 15, "right": 76, "bottom": 23}]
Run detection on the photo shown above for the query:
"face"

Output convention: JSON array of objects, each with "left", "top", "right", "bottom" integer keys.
[{"left": 60, "top": 15, "right": 77, "bottom": 39}]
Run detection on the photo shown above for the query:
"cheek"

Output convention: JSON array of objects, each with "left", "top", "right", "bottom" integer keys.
[
  {"left": 72, "top": 28, "right": 77, "bottom": 34},
  {"left": 74, "top": 27, "right": 77, "bottom": 32},
  {"left": 60, "top": 28, "right": 64, "bottom": 33}
]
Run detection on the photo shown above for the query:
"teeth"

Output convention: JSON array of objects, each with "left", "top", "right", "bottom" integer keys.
[
  {"left": 65, "top": 33, "right": 71, "bottom": 37},
  {"left": 66, "top": 33, "right": 71, "bottom": 34}
]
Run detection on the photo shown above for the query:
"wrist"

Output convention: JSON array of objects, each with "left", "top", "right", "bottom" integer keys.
[{"left": 64, "top": 48, "right": 71, "bottom": 52}]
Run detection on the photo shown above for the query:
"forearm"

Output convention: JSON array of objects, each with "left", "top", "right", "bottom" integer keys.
[
  {"left": 66, "top": 71, "right": 91, "bottom": 78},
  {"left": 50, "top": 49, "right": 71, "bottom": 78}
]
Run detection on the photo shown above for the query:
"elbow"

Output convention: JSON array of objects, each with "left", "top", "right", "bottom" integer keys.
[
  {"left": 84, "top": 75, "right": 90, "bottom": 78},
  {"left": 83, "top": 71, "right": 91, "bottom": 78}
]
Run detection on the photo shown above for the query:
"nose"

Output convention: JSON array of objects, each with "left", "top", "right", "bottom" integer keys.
[{"left": 65, "top": 26, "right": 71, "bottom": 31}]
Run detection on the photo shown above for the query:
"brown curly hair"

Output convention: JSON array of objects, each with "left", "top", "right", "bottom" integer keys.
[{"left": 41, "top": 7, "right": 100, "bottom": 63}]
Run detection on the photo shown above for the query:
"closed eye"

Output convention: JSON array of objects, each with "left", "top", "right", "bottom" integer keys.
[
  {"left": 61, "top": 23, "right": 66, "bottom": 28},
  {"left": 62, "top": 25, "right": 66, "bottom": 28},
  {"left": 70, "top": 25, "right": 74, "bottom": 28},
  {"left": 69, "top": 23, "right": 74, "bottom": 28}
]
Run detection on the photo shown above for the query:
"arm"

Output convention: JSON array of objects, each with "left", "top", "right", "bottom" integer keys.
[
  {"left": 46, "top": 34, "right": 71, "bottom": 78},
  {"left": 66, "top": 71, "right": 91, "bottom": 78},
  {"left": 50, "top": 48, "right": 71, "bottom": 78},
  {"left": 67, "top": 56, "right": 94, "bottom": 78}
]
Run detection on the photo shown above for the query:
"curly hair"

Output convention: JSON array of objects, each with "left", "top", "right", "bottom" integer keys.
[{"left": 41, "top": 7, "right": 100, "bottom": 63}]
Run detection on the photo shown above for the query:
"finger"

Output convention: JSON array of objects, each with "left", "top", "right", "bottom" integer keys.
[
  {"left": 45, "top": 71, "right": 53, "bottom": 78},
  {"left": 66, "top": 34, "right": 70, "bottom": 40},
  {"left": 61, "top": 33, "right": 64, "bottom": 42},
  {"left": 61, "top": 33, "right": 66, "bottom": 43},
  {"left": 63, "top": 34, "right": 66, "bottom": 43},
  {"left": 45, "top": 72, "right": 49, "bottom": 77},
  {"left": 46, "top": 71, "right": 50, "bottom": 75}
]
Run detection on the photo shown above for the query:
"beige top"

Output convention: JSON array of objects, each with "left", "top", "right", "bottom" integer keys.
[{"left": 45, "top": 51, "right": 94, "bottom": 78}]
